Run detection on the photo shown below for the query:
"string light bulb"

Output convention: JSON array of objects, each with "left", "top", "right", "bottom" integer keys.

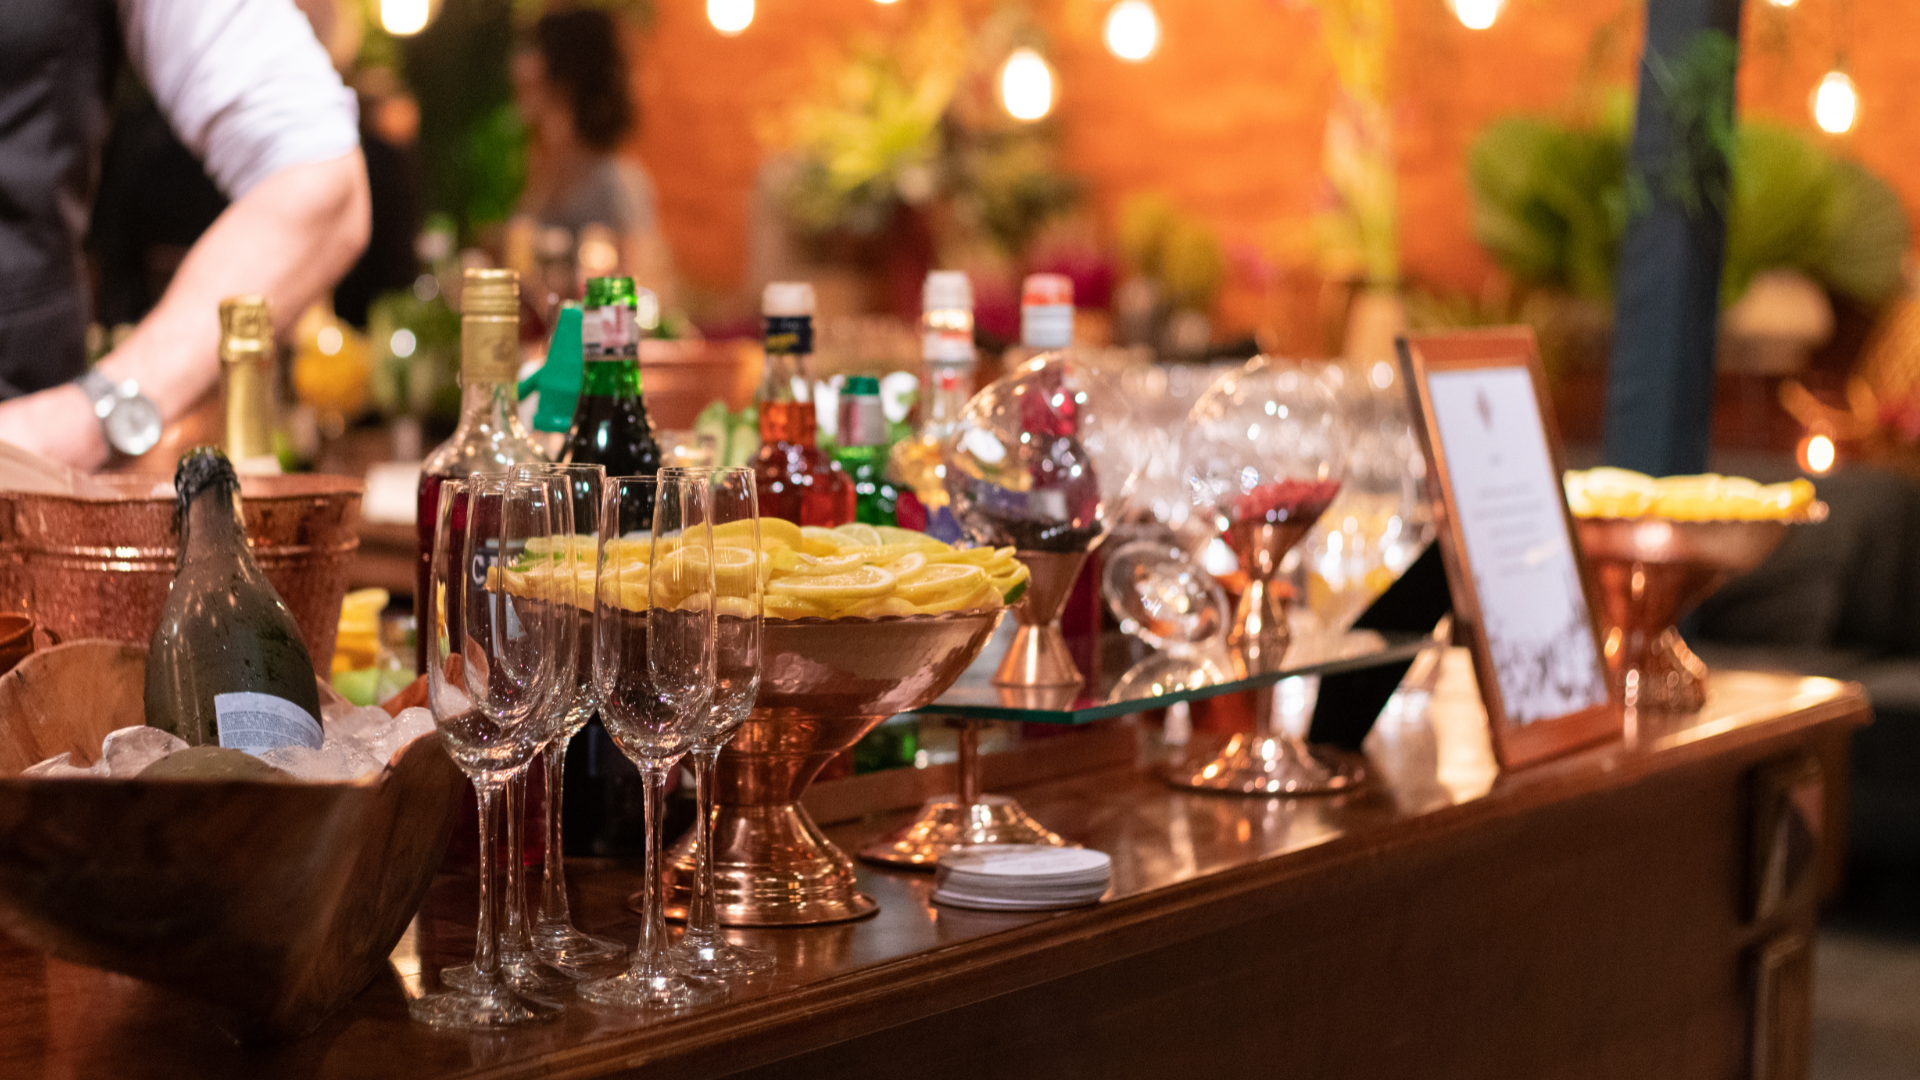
[
  {"left": 1767, "top": 0, "right": 1799, "bottom": 7},
  {"left": 1813, "top": 70, "right": 1858, "bottom": 134},
  {"left": 1451, "top": 0, "right": 1503, "bottom": 30},
  {"left": 379, "top": 0, "right": 433, "bottom": 36},
  {"left": 1798, "top": 431, "right": 1836, "bottom": 475},
  {"left": 708, "top": 0, "right": 753, "bottom": 36},
  {"left": 1104, "top": 1, "right": 1161, "bottom": 62},
  {"left": 1000, "top": 48, "right": 1055, "bottom": 122}
]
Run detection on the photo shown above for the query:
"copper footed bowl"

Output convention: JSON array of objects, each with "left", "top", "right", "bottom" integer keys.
[
  {"left": 0, "top": 641, "right": 464, "bottom": 1041},
  {"left": 1576, "top": 510, "right": 1823, "bottom": 712},
  {"left": 665, "top": 610, "right": 1001, "bottom": 926}
]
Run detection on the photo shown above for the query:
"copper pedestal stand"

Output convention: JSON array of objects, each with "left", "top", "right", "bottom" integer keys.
[
  {"left": 1576, "top": 512, "right": 1819, "bottom": 713},
  {"left": 1168, "top": 517, "right": 1365, "bottom": 796},
  {"left": 659, "top": 612, "right": 999, "bottom": 926}
]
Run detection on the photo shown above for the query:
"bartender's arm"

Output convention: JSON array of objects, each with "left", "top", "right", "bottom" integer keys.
[{"left": 0, "top": 0, "right": 368, "bottom": 470}]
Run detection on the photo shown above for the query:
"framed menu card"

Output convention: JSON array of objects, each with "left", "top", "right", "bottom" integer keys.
[{"left": 1397, "top": 328, "right": 1620, "bottom": 769}]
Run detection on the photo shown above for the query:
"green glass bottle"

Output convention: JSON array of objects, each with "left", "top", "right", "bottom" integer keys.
[
  {"left": 832, "top": 375, "right": 899, "bottom": 526},
  {"left": 561, "top": 276, "right": 662, "bottom": 482},
  {"left": 145, "top": 447, "right": 324, "bottom": 755}
]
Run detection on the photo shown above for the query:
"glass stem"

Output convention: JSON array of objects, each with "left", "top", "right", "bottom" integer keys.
[
  {"left": 687, "top": 746, "right": 722, "bottom": 943},
  {"left": 956, "top": 721, "right": 981, "bottom": 806},
  {"left": 638, "top": 765, "right": 672, "bottom": 971},
  {"left": 503, "top": 769, "right": 528, "bottom": 948},
  {"left": 538, "top": 736, "right": 572, "bottom": 931},
  {"left": 472, "top": 780, "right": 504, "bottom": 986}
]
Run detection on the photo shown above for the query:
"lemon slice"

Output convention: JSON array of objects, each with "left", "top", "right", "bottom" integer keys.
[
  {"left": 800, "top": 526, "right": 860, "bottom": 556},
  {"left": 896, "top": 563, "right": 987, "bottom": 604},
  {"left": 924, "top": 546, "right": 1003, "bottom": 568},
  {"left": 768, "top": 548, "right": 867, "bottom": 575},
  {"left": 767, "top": 565, "right": 897, "bottom": 601},
  {"left": 913, "top": 581, "right": 999, "bottom": 614},
  {"left": 880, "top": 551, "right": 928, "bottom": 577},
  {"left": 764, "top": 593, "right": 835, "bottom": 620},
  {"left": 874, "top": 524, "right": 945, "bottom": 549},
  {"left": 841, "top": 596, "right": 919, "bottom": 618},
  {"left": 834, "top": 523, "right": 884, "bottom": 547}
]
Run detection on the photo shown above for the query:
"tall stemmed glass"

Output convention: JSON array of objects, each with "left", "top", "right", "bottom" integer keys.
[
  {"left": 670, "top": 466, "right": 773, "bottom": 979},
  {"left": 410, "top": 477, "right": 566, "bottom": 1029},
  {"left": 579, "top": 472, "right": 724, "bottom": 1014},
  {"left": 513, "top": 463, "right": 629, "bottom": 974}
]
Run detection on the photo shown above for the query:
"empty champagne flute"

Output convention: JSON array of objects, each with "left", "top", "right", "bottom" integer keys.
[
  {"left": 670, "top": 466, "right": 773, "bottom": 979},
  {"left": 579, "top": 472, "right": 724, "bottom": 1014},
  {"left": 410, "top": 477, "right": 565, "bottom": 1029}
]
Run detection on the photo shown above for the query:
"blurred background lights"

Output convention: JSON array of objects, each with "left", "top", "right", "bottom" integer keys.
[
  {"left": 1452, "top": 0, "right": 1503, "bottom": 30},
  {"left": 1104, "top": 1, "right": 1161, "bottom": 62},
  {"left": 1813, "top": 70, "right": 1858, "bottom": 134},
  {"left": 1799, "top": 432, "right": 1836, "bottom": 475},
  {"left": 379, "top": 0, "right": 432, "bottom": 36},
  {"left": 708, "top": 0, "right": 754, "bottom": 36},
  {"left": 1000, "top": 48, "right": 1055, "bottom": 122},
  {"left": 1767, "top": 0, "right": 1799, "bottom": 7}
]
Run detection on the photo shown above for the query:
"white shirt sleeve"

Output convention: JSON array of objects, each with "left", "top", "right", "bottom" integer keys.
[{"left": 120, "top": 0, "right": 360, "bottom": 200}]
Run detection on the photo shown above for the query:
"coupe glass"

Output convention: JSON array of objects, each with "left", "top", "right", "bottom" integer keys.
[
  {"left": 514, "top": 463, "right": 629, "bottom": 974},
  {"left": 410, "top": 477, "right": 566, "bottom": 1029},
  {"left": 670, "top": 466, "right": 773, "bottom": 979},
  {"left": 1101, "top": 537, "right": 1232, "bottom": 700},
  {"left": 579, "top": 472, "right": 725, "bottom": 1014}
]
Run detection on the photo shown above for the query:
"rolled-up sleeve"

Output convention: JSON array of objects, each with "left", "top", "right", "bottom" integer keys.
[{"left": 121, "top": 0, "right": 360, "bottom": 199}]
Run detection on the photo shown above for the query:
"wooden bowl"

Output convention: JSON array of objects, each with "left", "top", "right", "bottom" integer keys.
[{"left": 0, "top": 640, "right": 463, "bottom": 1041}]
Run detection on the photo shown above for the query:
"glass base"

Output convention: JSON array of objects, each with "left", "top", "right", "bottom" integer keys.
[
  {"left": 1167, "top": 733, "right": 1366, "bottom": 796},
  {"left": 578, "top": 962, "right": 727, "bottom": 1013},
  {"left": 670, "top": 933, "right": 775, "bottom": 979},
  {"left": 408, "top": 982, "right": 565, "bottom": 1029},
  {"left": 442, "top": 952, "right": 576, "bottom": 998},
  {"left": 859, "top": 794, "right": 1069, "bottom": 869},
  {"left": 532, "top": 922, "right": 630, "bottom": 977}
]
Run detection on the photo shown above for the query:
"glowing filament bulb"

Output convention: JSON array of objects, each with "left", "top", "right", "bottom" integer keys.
[
  {"left": 1104, "top": 1, "right": 1161, "bottom": 62},
  {"left": 1452, "top": 0, "right": 1502, "bottom": 30},
  {"left": 1813, "top": 70, "right": 1858, "bottom": 134},
  {"left": 708, "top": 0, "right": 753, "bottom": 36},
  {"left": 380, "top": 0, "right": 431, "bottom": 36},
  {"left": 1000, "top": 48, "right": 1054, "bottom": 122}
]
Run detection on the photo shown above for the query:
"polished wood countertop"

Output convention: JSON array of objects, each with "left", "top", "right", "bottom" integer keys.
[{"left": 0, "top": 659, "right": 1870, "bottom": 1079}]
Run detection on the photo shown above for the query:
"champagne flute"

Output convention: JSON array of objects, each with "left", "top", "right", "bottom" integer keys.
[
  {"left": 444, "top": 471, "right": 577, "bottom": 996},
  {"left": 670, "top": 466, "right": 773, "bottom": 979},
  {"left": 513, "top": 463, "right": 629, "bottom": 973},
  {"left": 410, "top": 477, "right": 565, "bottom": 1029},
  {"left": 578, "top": 472, "right": 724, "bottom": 1014}
]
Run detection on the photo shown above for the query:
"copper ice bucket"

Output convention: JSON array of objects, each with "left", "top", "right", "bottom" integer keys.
[{"left": 0, "top": 474, "right": 363, "bottom": 674}]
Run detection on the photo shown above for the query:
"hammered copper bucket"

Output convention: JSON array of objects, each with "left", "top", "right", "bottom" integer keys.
[{"left": 0, "top": 474, "right": 363, "bottom": 673}]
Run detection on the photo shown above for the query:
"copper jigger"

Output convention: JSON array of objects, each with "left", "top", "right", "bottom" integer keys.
[
  {"left": 663, "top": 611, "right": 999, "bottom": 926},
  {"left": 992, "top": 549, "right": 1089, "bottom": 689},
  {"left": 1169, "top": 516, "right": 1365, "bottom": 795},
  {"left": 1576, "top": 511, "right": 1820, "bottom": 713}
]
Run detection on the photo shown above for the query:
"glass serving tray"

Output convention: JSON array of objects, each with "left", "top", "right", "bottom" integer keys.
[{"left": 910, "top": 619, "right": 1434, "bottom": 725}]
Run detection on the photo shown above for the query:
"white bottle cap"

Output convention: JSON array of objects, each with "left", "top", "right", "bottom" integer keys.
[
  {"left": 1021, "top": 273, "right": 1074, "bottom": 349},
  {"left": 922, "top": 270, "right": 973, "bottom": 313},
  {"left": 763, "top": 281, "right": 816, "bottom": 317}
]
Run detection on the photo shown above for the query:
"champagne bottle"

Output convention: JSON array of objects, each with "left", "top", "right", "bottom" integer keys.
[
  {"left": 145, "top": 448, "right": 324, "bottom": 756},
  {"left": 219, "top": 295, "right": 282, "bottom": 476}
]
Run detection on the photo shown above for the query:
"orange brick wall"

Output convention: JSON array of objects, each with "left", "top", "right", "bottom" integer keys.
[{"left": 626, "top": 0, "right": 1908, "bottom": 332}]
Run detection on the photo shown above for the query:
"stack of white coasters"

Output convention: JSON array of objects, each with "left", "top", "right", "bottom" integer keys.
[{"left": 931, "top": 845, "right": 1113, "bottom": 911}]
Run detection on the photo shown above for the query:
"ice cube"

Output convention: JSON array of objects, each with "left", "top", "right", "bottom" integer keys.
[
  {"left": 366, "top": 707, "right": 436, "bottom": 764},
  {"left": 22, "top": 752, "right": 106, "bottom": 778},
  {"left": 326, "top": 704, "right": 394, "bottom": 743},
  {"left": 100, "top": 726, "right": 189, "bottom": 777},
  {"left": 260, "top": 744, "right": 379, "bottom": 782}
]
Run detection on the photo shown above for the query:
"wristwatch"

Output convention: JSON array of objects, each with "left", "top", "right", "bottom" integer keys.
[{"left": 76, "top": 370, "right": 163, "bottom": 457}]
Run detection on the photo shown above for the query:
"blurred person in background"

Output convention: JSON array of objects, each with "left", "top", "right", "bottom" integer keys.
[
  {"left": 510, "top": 7, "right": 675, "bottom": 307},
  {"left": 0, "top": 0, "right": 369, "bottom": 470}
]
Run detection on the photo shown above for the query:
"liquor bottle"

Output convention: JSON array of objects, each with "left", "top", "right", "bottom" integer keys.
[
  {"left": 831, "top": 375, "right": 898, "bottom": 525},
  {"left": 751, "top": 282, "right": 854, "bottom": 526},
  {"left": 415, "top": 268, "right": 546, "bottom": 672},
  {"left": 219, "top": 295, "right": 282, "bottom": 476},
  {"left": 561, "top": 276, "right": 662, "bottom": 481},
  {"left": 1009, "top": 272, "right": 1075, "bottom": 367},
  {"left": 888, "top": 271, "right": 975, "bottom": 541},
  {"left": 145, "top": 447, "right": 323, "bottom": 755}
]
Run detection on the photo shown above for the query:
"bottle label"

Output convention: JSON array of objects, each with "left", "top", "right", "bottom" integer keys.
[
  {"left": 923, "top": 328, "right": 974, "bottom": 365},
  {"left": 838, "top": 395, "right": 887, "bottom": 447},
  {"left": 1021, "top": 304, "right": 1073, "bottom": 350},
  {"left": 765, "top": 315, "right": 813, "bottom": 356},
  {"left": 215, "top": 692, "right": 324, "bottom": 757}
]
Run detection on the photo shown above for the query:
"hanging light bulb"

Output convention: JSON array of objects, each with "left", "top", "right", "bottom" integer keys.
[
  {"left": 1813, "top": 70, "right": 1858, "bottom": 134},
  {"left": 1451, "top": 0, "right": 1503, "bottom": 30},
  {"left": 708, "top": 0, "right": 754, "bottom": 36},
  {"left": 1104, "top": 1, "right": 1161, "bottom": 62},
  {"left": 1000, "top": 48, "right": 1055, "bottom": 122},
  {"left": 1767, "top": 0, "right": 1799, "bottom": 7},
  {"left": 380, "top": 0, "right": 433, "bottom": 36}
]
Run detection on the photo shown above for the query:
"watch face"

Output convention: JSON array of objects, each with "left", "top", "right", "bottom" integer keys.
[{"left": 106, "top": 394, "right": 163, "bottom": 455}]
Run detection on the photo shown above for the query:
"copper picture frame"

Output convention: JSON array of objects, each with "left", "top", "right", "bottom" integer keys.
[{"left": 1397, "top": 328, "right": 1621, "bottom": 769}]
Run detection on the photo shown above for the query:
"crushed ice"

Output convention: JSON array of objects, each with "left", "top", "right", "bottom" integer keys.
[{"left": 21, "top": 705, "right": 436, "bottom": 782}]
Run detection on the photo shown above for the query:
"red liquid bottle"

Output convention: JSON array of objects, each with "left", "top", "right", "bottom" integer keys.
[{"left": 751, "top": 282, "right": 854, "bottom": 526}]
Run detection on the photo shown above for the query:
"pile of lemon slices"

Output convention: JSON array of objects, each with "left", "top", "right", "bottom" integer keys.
[
  {"left": 1563, "top": 468, "right": 1817, "bottom": 521},
  {"left": 515, "top": 521, "right": 1030, "bottom": 620}
]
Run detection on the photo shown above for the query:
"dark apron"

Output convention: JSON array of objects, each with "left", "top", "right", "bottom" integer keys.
[{"left": 0, "top": 1, "right": 116, "bottom": 397}]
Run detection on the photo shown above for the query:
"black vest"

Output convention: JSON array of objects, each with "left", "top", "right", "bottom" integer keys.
[{"left": 0, "top": 1, "right": 117, "bottom": 396}]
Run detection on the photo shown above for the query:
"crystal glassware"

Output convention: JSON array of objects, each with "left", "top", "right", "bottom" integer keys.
[
  {"left": 410, "top": 477, "right": 566, "bottom": 1029},
  {"left": 1101, "top": 536, "right": 1233, "bottom": 699},
  {"left": 578, "top": 472, "right": 724, "bottom": 1014},
  {"left": 1170, "top": 357, "right": 1360, "bottom": 795},
  {"left": 667, "top": 466, "right": 775, "bottom": 979}
]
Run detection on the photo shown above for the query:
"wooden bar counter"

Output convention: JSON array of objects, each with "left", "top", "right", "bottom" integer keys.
[{"left": 0, "top": 659, "right": 1868, "bottom": 1079}]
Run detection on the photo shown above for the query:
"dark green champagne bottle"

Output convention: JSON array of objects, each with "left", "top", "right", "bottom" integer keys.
[
  {"left": 561, "top": 276, "right": 662, "bottom": 481},
  {"left": 144, "top": 448, "right": 324, "bottom": 756}
]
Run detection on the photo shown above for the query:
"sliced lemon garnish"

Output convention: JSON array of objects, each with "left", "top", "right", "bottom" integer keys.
[
  {"left": 895, "top": 563, "right": 988, "bottom": 605},
  {"left": 768, "top": 548, "right": 867, "bottom": 575},
  {"left": 879, "top": 551, "right": 928, "bottom": 577},
  {"left": 923, "top": 546, "right": 1002, "bottom": 568},
  {"left": 841, "top": 596, "right": 920, "bottom": 618},
  {"left": 834, "top": 522, "right": 883, "bottom": 547},
  {"left": 766, "top": 565, "right": 897, "bottom": 601},
  {"left": 764, "top": 593, "right": 835, "bottom": 620}
]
